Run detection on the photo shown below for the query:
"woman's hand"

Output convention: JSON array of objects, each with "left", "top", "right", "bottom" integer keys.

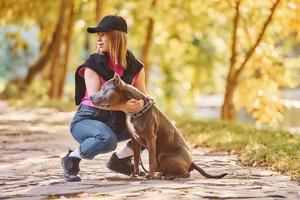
[
  {"left": 121, "top": 99, "right": 144, "bottom": 113},
  {"left": 145, "top": 95, "right": 153, "bottom": 100}
]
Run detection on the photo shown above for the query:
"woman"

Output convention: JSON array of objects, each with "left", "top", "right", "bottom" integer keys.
[{"left": 61, "top": 15, "right": 148, "bottom": 181}]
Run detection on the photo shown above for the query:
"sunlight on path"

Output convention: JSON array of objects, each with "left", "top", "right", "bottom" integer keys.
[{"left": 0, "top": 102, "right": 299, "bottom": 199}]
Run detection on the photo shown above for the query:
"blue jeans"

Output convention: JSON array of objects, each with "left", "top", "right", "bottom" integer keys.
[{"left": 70, "top": 104, "right": 131, "bottom": 159}]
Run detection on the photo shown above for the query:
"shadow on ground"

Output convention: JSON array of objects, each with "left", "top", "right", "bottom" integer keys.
[{"left": 0, "top": 101, "right": 299, "bottom": 199}]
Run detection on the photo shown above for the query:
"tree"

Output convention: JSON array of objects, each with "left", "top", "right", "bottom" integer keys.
[
  {"left": 141, "top": 0, "right": 157, "bottom": 84},
  {"left": 48, "top": 0, "right": 73, "bottom": 99},
  {"left": 0, "top": 0, "right": 83, "bottom": 99},
  {"left": 221, "top": 0, "right": 281, "bottom": 120},
  {"left": 24, "top": 2, "right": 64, "bottom": 86}
]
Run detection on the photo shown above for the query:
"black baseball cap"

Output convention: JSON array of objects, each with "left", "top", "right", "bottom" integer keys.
[{"left": 87, "top": 15, "right": 127, "bottom": 33}]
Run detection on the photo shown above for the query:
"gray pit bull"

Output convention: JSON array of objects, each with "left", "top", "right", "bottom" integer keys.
[{"left": 90, "top": 73, "right": 227, "bottom": 180}]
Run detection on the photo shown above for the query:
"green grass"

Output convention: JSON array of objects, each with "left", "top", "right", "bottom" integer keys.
[{"left": 175, "top": 117, "right": 300, "bottom": 182}]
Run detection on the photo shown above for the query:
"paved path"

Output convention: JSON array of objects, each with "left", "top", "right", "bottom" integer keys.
[{"left": 0, "top": 102, "right": 299, "bottom": 199}]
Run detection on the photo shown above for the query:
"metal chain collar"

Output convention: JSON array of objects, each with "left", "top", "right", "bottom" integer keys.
[{"left": 128, "top": 99, "right": 156, "bottom": 118}]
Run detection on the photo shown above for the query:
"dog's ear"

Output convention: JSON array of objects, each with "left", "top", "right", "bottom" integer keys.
[{"left": 113, "top": 73, "right": 122, "bottom": 87}]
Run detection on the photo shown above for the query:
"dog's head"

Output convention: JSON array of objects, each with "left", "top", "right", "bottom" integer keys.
[{"left": 90, "top": 73, "right": 132, "bottom": 107}]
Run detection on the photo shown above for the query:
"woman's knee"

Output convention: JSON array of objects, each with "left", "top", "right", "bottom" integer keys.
[
  {"left": 95, "top": 133, "right": 118, "bottom": 152},
  {"left": 70, "top": 123, "right": 83, "bottom": 144},
  {"left": 80, "top": 134, "right": 118, "bottom": 159}
]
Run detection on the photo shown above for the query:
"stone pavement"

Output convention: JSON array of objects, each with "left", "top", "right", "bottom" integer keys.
[{"left": 0, "top": 102, "right": 299, "bottom": 199}]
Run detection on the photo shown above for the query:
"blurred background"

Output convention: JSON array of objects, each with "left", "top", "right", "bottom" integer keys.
[{"left": 0, "top": 0, "right": 299, "bottom": 131}]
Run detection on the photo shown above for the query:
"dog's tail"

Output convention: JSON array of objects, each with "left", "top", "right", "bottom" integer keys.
[{"left": 191, "top": 162, "right": 227, "bottom": 179}]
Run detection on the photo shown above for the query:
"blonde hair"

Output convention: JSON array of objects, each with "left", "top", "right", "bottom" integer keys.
[{"left": 96, "top": 31, "right": 127, "bottom": 69}]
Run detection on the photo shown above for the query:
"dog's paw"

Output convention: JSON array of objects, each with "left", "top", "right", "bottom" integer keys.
[
  {"left": 145, "top": 172, "right": 164, "bottom": 180},
  {"left": 138, "top": 171, "right": 147, "bottom": 176},
  {"left": 130, "top": 172, "right": 139, "bottom": 178},
  {"left": 130, "top": 171, "right": 146, "bottom": 178}
]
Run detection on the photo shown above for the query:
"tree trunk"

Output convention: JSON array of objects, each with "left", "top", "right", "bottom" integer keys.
[
  {"left": 23, "top": 20, "right": 63, "bottom": 85},
  {"left": 141, "top": 0, "right": 157, "bottom": 85},
  {"left": 221, "top": 0, "right": 281, "bottom": 120},
  {"left": 95, "top": 0, "right": 104, "bottom": 22},
  {"left": 221, "top": 80, "right": 238, "bottom": 119},
  {"left": 55, "top": 0, "right": 76, "bottom": 98},
  {"left": 48, "top": 0, "right": 67, "bottom": 99},
  {"left": 221, "top": 0, "right": 240, "bottom": 119},
  {"left": 23, "top": 48, "right": 51, "bottom": 85},
  {"left": 83, "top": 0, "right": 104, "bottom": 54}
]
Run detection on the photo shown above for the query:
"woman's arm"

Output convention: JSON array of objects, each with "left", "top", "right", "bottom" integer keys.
[
  {"left": 84, "top": 68, "right": 101, "bottom": 96},
  {"left": 84, "top": 68, "right": 143, "bottom": 112},
  {"left": 134, "top": 68, "right": 147, "bottom": 94}
]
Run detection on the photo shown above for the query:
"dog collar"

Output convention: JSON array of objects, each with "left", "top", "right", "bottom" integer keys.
[{"left": 128, "top": 99, "right": 155, "bottom": 118}]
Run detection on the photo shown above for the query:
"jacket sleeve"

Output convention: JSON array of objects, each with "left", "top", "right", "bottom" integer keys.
[{"left": 126, "top": 50, "right": 144, "bottom": 75}]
